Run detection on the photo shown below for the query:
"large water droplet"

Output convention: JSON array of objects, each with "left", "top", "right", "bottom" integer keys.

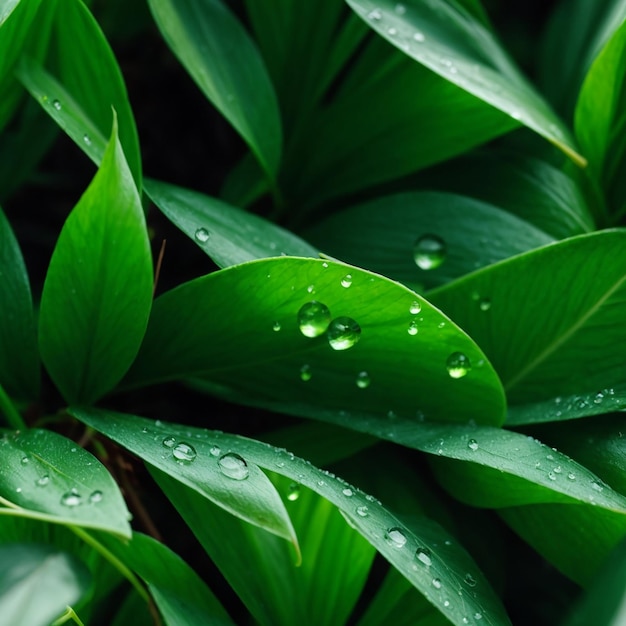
[
  {"left": 432, "top": 578, "right": 442, "bottom": 589},
  {"left": 413, "top": 235, "right": 446, "bottom": 270},
  {"left": 89, "top": 490, "right": 103, "bottom": 504},
  {"left": 415, "top": 547, "right": 432, "bottom": 566},
  {"left": 408, "top": 320, "right": 419, "bottom": 335},
  {"left": 287, "top": 483, "right": 300, "bottom": 501},
  {"left": 385, "top": 527, "right": 407, "bottom": 548},
  {"left": 467, "top": 439, "right": 479, "bottom": 451},
  {"left": 172, "top": 442, "right": 197, "bottom": 463},
  {"left": 218, "top": 452, "right": 249, "bottom": 480},
  {"left": 446, "top": 352, "right": 471, "bottom": 378},
  {"left": 409, "top": 301, "right": 422, "bottom": 315},
  {"left": 162, "top": 436, "right": 176, "bottom": 448},
  {"left": 194, "top": 228, "right": 210, "bottom": 243},
  {"left": 272, "top": 321, "right": 281, "bottom": 332},
  {"left": 298, "top": 301, "right": 331, "bottom": 337},
  {"left": 356, "top": 505, "right": 369, "bottom": 517},
  {"left": 61, "top": 489, "right": 82, "bottom": 507},
  {"left": 300, "top": 364, "right": 312, "bottom": 382},
  {"left": 356, "top": 371, "right": 371, "bottom": 389},
  {"left": 327, "top": 317, "right": 361, "bottom": 350},
  {"left": 341, "top": 274, "right": 353, "bottom": 288}
]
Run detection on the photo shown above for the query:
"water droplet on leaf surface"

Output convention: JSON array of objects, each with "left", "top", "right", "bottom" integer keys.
[
  {"left": 415, "top": 547, "right": 432, "bottom": 566},
  {"left": 36, "top": 475, "right": 49, "bottom": 487},
  {"left": 356, "top": 371, "right": 371, "bottom": 388},
  {"left": 408, "top": 320, "right": 418, "bottom": 335},
  {"left": 89, "top": 490, "right": 103, "bottom": 504},
  {"left": 194, "top": 228, "right": 210, "bottom": 243},
  {"left": 341, "top": 274, "right": 352, "bottom": 288},
  {"left": 300, "top": 364, "right": 312, "bottom": 382},
  {"left": 385, "top": 527, "right": 407, "bottom": 548},
  {"left": 409, "top": 301, "right": 422, "bottom": 314},
  {"left": 52, "top": 99, "right": 62, "bottom": 110},
  {"left": 162, "top": 436, "right": 176, "bottom": 448},
  {"left": 468, "top": 439, "right": 479, "bottom": 451},
  {"left": 83, "top": 134, "right": 92, "bottom": 146},
  {"left": 172, "top": 442, "right": 197, "bottom": 463},
  {"left": 413, "top": 234, "right": 446, "bottom": 270},
  {"left": 432, "top": 578, "right": 442, "bottom": 589},
  {"left": 446, "top": 352, "right": 471, "bottom": 378},
  {"left": 21, "top": 456, "right": 29, "bottom": 465},
  {"left": 464, "top": 573, "right": 477, "bottom": 587},
  {"left": 356, "top": 505, "right": 369, "bottom": 517},
  {"left": 272, "top": 321, "right": 281, "bottom": 332},
  {"left": 287, "top": 483, "right": 300, "bottom": 501},
  {"left": 218, "top": 452, "right": 249, "bottom": 480},
  {"left": 61, "top": 489, "right": 82, "bottom": 507},
  {"left": 210, "top": 445, "right": 221, "bottom": 457},
  {"left": 298, "top": 301, "right": 331, "bottom": 337},
  {"left": 328, "top": 317, "right": 361, "bottom": 350},
  {"left": 413, "top": 31, "right": 425, "bottom": 42}
]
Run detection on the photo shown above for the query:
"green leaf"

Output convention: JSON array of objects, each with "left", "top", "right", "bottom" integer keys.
[
  {"left": 95, "top": 531, "right": 235, "bottom": 626},
  {"left": 124, "top": 257, "right": 506, "bottom": 427},
  {"left": 0, "top": 205, "right": 39, "bottom": 400},
  {"left": 147, "top": 0, "right": 282, "bottom": 182},
  {"left": 304, "top": 192, "right": 554, "bottom": 290},
  {"left": 0, "top": 544, "right": 90, "bottom": 626},
  {"left": 428, "top": 231, "right": 626, "bottom": 406},
  {"left": 38, "top": 117, "right": 152, "bottom": 405},
  {"left": 145, "top": 178, "right": 319, "bottom": 268},
  {"left": 346, "top": 0, "right": 585, "bottom": 166},
  {"left": 71, "top": 408, "right": 512, "bottom": 626},
  {"left": 0, "top": 428, "right": 132, "bottom": 538}
]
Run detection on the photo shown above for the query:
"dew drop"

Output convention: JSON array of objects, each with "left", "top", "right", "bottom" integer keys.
[
  {"left": 61, "top": 489, "right": 82, "bottom": 507},
  {"left": 387, "top": 27, "right": 397, "bottom": 36},
  {"left": 385, "top": 527, "right": 407, "bottom": 548},
  {"left": 36, "top": 475, "right": 49, "bottom": 487},
  {"left": 438, "top": 322, "right": 446, "bottom": 329},
  {"left": 218, "top": 452, "right": 249, "bottom": 480},
  {"left": 83, "top": 134, "right": 92, "bottom": 146},
  {"left": 553, "top": 466, "right": 562, "bottom": 474},
  {"left": 413, "top": 234, "right": 446, "bottom": 270},
  {"left": 194, "top": 228, "right": 210, "bottom": 243},
  {"left": 474, "top": 613, "right": 483, "bottom": 621},
  {"left": 272, "top": 321, "right": 281, "bottom": 332},
  {"left": 464, "top": 573, "right": 477, "bottom": 587},
  {"left": 432, "top": 578, "right": 442, "bottom": 589},
  {"left": 341, "top": 274, "right": 353, "bottom": 288},
  {"left": 409, "top": 301, "right": 422, "bottom": 315},
  {"left": 162, "top": 436, "right": 176, "bottom": 448},
  {"left": 356, "top": 371, "right": 371, "bottom": 389},
  {"left": 415, "top": 547, "right": 432, "bottom": 566},
  {"left": 287, "top": 483, "right": 300, "bottom": 501},
  {"left": 594, "top": 392, "right": 604, "bottom": 404},
  {"left": 52, "top": 99, "right": 62, "bottom": 110},
  {"left": 327, "top": 317, "right": 361, "bottom": 350},
  {"left": 307, "top": 284, "right": 315, "bottom": 294},
  {"left": 89, "top": 490, "right": 103, "bottom": 504},
  {"left": 342, "top": 488, "right": 354, "bottom": 497},
  {"left": 467, "top": 439, "right": 479, "bottom": 451},
  {"left": 300, "top": 364, "right": 312, "bottom": 382},
  {"left": 408, "top": 320, "right": 418, "bottom": 335},
  {"left": 548, "top": 472, "right": 557, "bottom": 481},
  {"left": 413, "top": 31, "right": 425, "bottom": 42},
  {"left": 297, "top": 301, "right": 331, "bottom": 337},
  {"left": 356, "top": 505, "right": 369, "bottom": 517},
  {"left": 209, "top": 445, "right": 221, "bottom": 457},
  {"left": 479, "top": 298, "right": 491, "bottom": 311},
  {"left": 446, "top": 352, "right": 471, "bottom": 378},
  {"left": 367, "top": 8, "right": 382, "bottom": 20},
  {"left": 172, "top": 442, "right": 197, "bottom": 463},
  {"left": 21, "top": 456, "right": 29, "bottom": 465},
  {"left": 591, "top": 480, "right": 604, "bottom": 492},
  {"left": 567, "top": 472, "right": 576, "bottom": 481}
]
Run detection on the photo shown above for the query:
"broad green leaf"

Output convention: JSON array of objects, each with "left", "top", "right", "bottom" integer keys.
[
  {"left": 562, "top": 535, "right": 626, "bottom": 626},
  {"left": 95, "top": 531, "right": 235, "bottom": 626},
  {"left": 123, "top": 257, "right": 506, "bottom": 426},
  {"left": 147, "top": 0, "right": 282, "bottom": 182},
  {"left": 304, "top": 192, "right": 554, "bottom": 290},
  {"left": 72, "top": 408, "right": 512, "bottom": 626},
  {"left": 0, "top": 428, "right": 131, "bottom": 538},
  {"left": 38, "top": 118, "right": 152, "bottom": 405},
  {"left": 346, "top": 0, "right": 584, "bottom": 166},
  {"left": 0, "top": 205, "right": 39, "bottom": 400},
  {"left": 428, "top": 231, "right": 626, "bottom": 406},
  {"left": 145, "top": 178, "right": 319, "bottom": 267},
  {"left": 49, "top": 0, "right": 142, "bottom": 188},
  {"left": 69, "top": 408, "right": 298, "bottom": 552},
  {"left": 0, "top": 544, "right": 90, "bottom": 626}
]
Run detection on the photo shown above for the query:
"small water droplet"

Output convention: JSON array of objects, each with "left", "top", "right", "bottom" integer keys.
[
  {"left": 446, "top": 352, "right": 471, "bottom": 378},
  {"left": 567, "top": 472, "right": 576, "bottom": 480},
  {"left": 61, "top": 489, "right": 82, "bottom": 507},
  {"left": 464, "top": 573, "right": 477, "bottom": 587},
  {"left": 342, "top": 488, "right": 354, "bottom": 497},
  {"left": 548, "top": 472, "right": 557, "bottom": 481},
  {"left": 432, "top": 578, "right": 442, "bottom": 589},
  {"left": 327, "top": 317, "right": 361, "bottom": 350},
  {"left": 307, "top": 284, "right": 315, "bottom": 294},
  {"left": 287, "top": 483, "right": 300, "bottom": 501},
  {"left": 300, "top": 364, "right": 312, "bottom": 382},
  {"left": 15, "top": 487, "right": 22, "bottom": 493},
  {"left": 356, "top": 505, "right": 369, "bottom": 517},
  {"left": 413, "top": 31, "right": 425, "bottom": 42},
  {"left": 385, "top": 527, "right": 407, "bottom": 548},
  {"left": 172, "top": 442, "right": 197, "bottom": 463},
  {"left": 468, "top": 439, "right": 479, "bottom": 451},
  {"left": 474, "top": 613, "right": 483, "bottom": 621},
  {"left": 553, "top": 466, "right": 562, "bottom": 474},
  {"left": 218, "top": 452, "right": 249, "bottom": 480},
  {"left": 272, "top": 321, "right": 281, "bottom": 332},
  {"left": 407, "top": 320, "right": 418, "bottom": 335},
  {"left": 298, "top": 301, "right": 331, "bottom": 337},
  {"left": 438, "top": 321, "right": 446, "bottom": 329},
  {"left": 209, "top": 445, "right": 221, "bottom": 457},
  {"left": 162, "top": 436, "right": 176, "bottom": 448},
  {"left": 36, "top": 475, "right": 49, "bottom": 487},
  {"left": 414, "top": 234, "right": 446, "bottom": 269},
  {"left": 356, "top": 371, "right": 371, "bottom": 389},
  {"left": 194, "top": 228, "right": 210, "bottom": 243},
  {"left": 52, "top": 99, "right": 62, "bottom": 110},
  {"left": 387, "top": 26, "right": 397, "bottom": 36},
  {"left": 21, "top": 456, "right": 29, "bottom": 465},
  {"left": 367, "top": 8, "right": 382, "bottom": 20},
  {"left": 409, "top": 301, "right": 422, "bottom": 315},
  {"left": 415, "top": 547, "right": 432, "bottom": 566},
  {"left": 83, "top": 134, "right": 92, "bottom": 146},
  {"left": 591, "top": 480, "right": 604, "bottom": 492},
  {"left": 341, "top": 274, "right": 352, "bottom": 288},
  {"left": 479, "top": 298, "right": 491, "bottom": 311},
  {"left": 89, "top": 490, "right": 103, "bottom": 504}
]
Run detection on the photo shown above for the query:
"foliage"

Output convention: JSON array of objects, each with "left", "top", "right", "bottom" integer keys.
[{"left": 1, "top": 0, "right": 626, "bottom": 624}]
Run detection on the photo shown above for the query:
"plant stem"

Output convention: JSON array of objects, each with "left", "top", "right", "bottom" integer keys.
[{"left": 0, "top": 383, "right": 26, "bottom": 430}]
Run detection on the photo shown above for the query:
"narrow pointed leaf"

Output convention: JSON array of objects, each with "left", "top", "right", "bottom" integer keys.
[
  {"left": 428, "top": 231, "right": 626, "bottom": 406},
  {"left": 0, "top": 206, "right": 39, "bottom": 400},
  {"left": 147, "top": 0, "right": 282, "bottom": 181},
  {"left": 346, "top": 0, "right": 584, "bottom": 165},
  {"left": 0, "top": 428, "right": 131, "bottom": 538},
  {"left": 145, "top": 178, "right": 319, "bottom": 267},
  {"left": 124, "top": 257, "right": 506, "bottom": 426},
  {"left": 38, "top": 119, "right": 152, "bottom": 405},
  {"left": 0, "top": 544, "right": 90, "bottom": 626},
  {"left": 71, "top": 408, "right": 512, "bottom": 626}
]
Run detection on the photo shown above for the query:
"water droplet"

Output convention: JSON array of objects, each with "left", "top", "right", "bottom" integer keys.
[
  {"left": 297, "top": 301, "right": 331, "bottom": 337},
  {"left": 209, "top": 445, "right": 221, "bottom": 457},
  {"left": 272, "top": 321, "right": 281, "bottom": 332},
  {"left": 387, "top": 27, "right": 397, "bottom": 36},
  {"left": 327, "top": 317, "right": 361, "bottom": 350},
  {"left": 464, "top": 573, "right": 477, "bottom": 587},
  {"left": 342, "top": 488, "right": 354, "bottom": 497},
  {"left": 591, "top": 480, "right": 604, "bottom": 492},
  {"left": 446, "top": 352, "right": 471, "bottom": 378},
  {"left": 367, "top": 8, "right": 382, "bottom": 20},
  {"left": 89, "top": 490, "right": 103, "bottom": 504},
  {"left": 594, "top": 392, "right": 604, "bottom": 404},
  {"left": 474, "top": 613, "right": 483, "bottom": 621},
  {"left": 415, "top": 547, "right": 432, "bottom": 566},
  {"left": 341, "top": 274, "right": 352, "bottom": 288},
  {"left": 36, "top": 475, "right": 49, "bottom": 487},
  {"left": 162, "top": 436, "right": 176, "bottom": 448},
  {"left": 218, "top": 452, "right": 249, "bottom": 480},
  {"left": 438, "top": 322, "right": 446, "bottom": 329},
  {"left": 479, "top": 298, "right": 491, "bottom": 311},
  {"left": 413, "top": 31, "right": 425, "bottom": 42},
  {"left": 385, "top": 527, "right": 407, "bottom": 548},
  {"left": 409, "top": 301, "right": 422, "bottom": 315},
  {"left": 287, "top": 483, "right": 300, "bottom": 501},
  {"left": 61, "top": 489, "right": 82, "bottom": 507},
  {"left": 172, "top": 442, "right": 197, "bottom": 463},
  {"left": 356, "top": 505, "right": 369, "bottom": 517},
  {"left": 52, "top": 99, "right": 61, "bottom": 110},
  {"left": 467, "top": 439, "right": 479, "bottom": 451},
  {"left": 21, "top": 456, "right": 29, "bottom": 465},
  {"left": 300, "top": 364, "right": 312, "bottom": 382},
  {"left": 356, "top": 371, "right": 371, "bottom": 389},
  {"left": 553, "top": 466, "right": 562, "bottom": 474},
  {"left": 548, "top": 472, "right": 557, "bottom": 481},
  {"left": 567, "top": 472, "right": 576, "bottom": 480},
  {"left": 194, "top": 228, "right": 210, "bottom": 243},
  {"left": 307, "top": 285, "right": 315, "bottom": 294},
  {"left": 432, "top": 578, "right": 442, "bottom": 589},
  {"left": 15, "top": 487, "right": 22, "bottom": 493},
  {"left": 83, "top": 134, "right": 92, "bottom": 146},
  {"left": 408, "top": 320, "right": 418, "bottom": 335},
  {"left": 413, "top": 234, "right": 446, "bottom": 270}
]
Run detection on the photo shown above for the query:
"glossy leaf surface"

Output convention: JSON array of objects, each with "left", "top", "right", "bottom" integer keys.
[{"left": 124, "top": 257, "right": 506, "bottom": 426}]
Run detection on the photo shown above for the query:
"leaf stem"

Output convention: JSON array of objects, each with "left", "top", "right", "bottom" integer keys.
[{"left": 0, "top": 383, "right": 26, "bottom": 430}]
